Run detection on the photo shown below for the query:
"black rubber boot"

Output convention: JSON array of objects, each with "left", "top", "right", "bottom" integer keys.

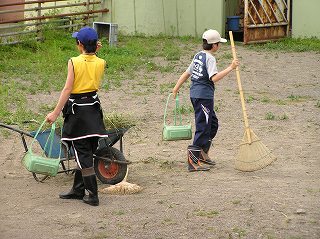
[
  {"left": 83, "top": 175, "right": 99, "bottom": 206},
  {"left": 200, "top": 145, "right": 216, "bottom": 166},
  {"left": 59, "top": 170, "right": 85, "bottom": 200},
  {"left": 187, "top": 145, "right": 210, "bottom": 172}
]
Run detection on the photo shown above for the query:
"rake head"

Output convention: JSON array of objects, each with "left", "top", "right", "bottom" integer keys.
[
  {"left": 99, "top": 181, "right": 143, "bottom": 195},
  {"left": 235, "top": 128, "right": 277, "bottom": 172},
  {"left": 99, "top": 168, "right": 142, "bottom": 195}
]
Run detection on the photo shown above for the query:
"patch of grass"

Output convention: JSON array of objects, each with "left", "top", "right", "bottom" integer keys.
[
  {"left": 247, "top": 37, "right": 320, "bottom": 52},
  {"left": 39, "top": 104, "right": 55, "bottom": 113},
  {"left": 264, "top": 233, "right": 276, "bottom": 239},
  {"left": 159, "top": 160, "right": 175, "bottom": 169},
  {"left": 287, "top": 94, "right": 302, "bottom": 101},
  {"left": 145, "top": 61, "right": 159, "bottom": 71},
  {"left": 163, "top": 41, "right": 181, "bottom": 60},
  {"left": 195, "top": 209, "right": 219, "bottom": 218},
  {"left": 206, "top": 227, "right": 215, "bottom": 232},
  {"left": 137, "top": 77, "right": 156, "bottom": 88},
  {"left": 112, "top": 210, "right": 125, "bottom": 216},
  {"left": 0, "top": 129, "right": 12, "bottom": 138},
  {"left": 265, "top": 112, "right": 276, "bottom": 120},
  {"left": 279, "top": 113, "right": 289, "bottom": 120},
  {"left": 232, "top": 227, "right": 247, "bottom": 238},
  {"left": 162, "top": 218, "right": 176, "bottom": 225},
  {"left": 159, "top": 64, "right": 175, "bottom": 73},
  {"left": 276, "top": 99, "right": 287, "bottom": 105},
  {"left": 160, "top": 82, "right": 176, "bottom": 94},
  {"left": 176, "top": 105, "right": 194, "bottom": 115},
  {"left": 265, "top": 112, "right": 288, "bottom": 121},
  {"left": 141, "top": 156, "right": 158, "bottom": 164},
  {"left": 142, "top": 97, "right": 147, "bottom": 104},
  {"left": 178, "top": 35, "right": 199, "bottom": 44},
  {"left": 232, "top": 199, "right": 241, "bottom": 205},
  {"left": 214, "top": 101, "right": 224, "bottom": 113},
  {"left": 246, "top": 95, "right": 256, "bottom": 103},
  {"left": 0, "top": 29, "right": 77, "bottom": 125},
  {"left": 90, "top": 233, "right": 110, "bottom": 239},
  {"left": 309, "top": 219, "right": 319, "bottom": 224},
  {"left": 220, "top": 52, "right": 233, "bottom": 59},
  {"left": 133, "top": 90, "right": 153, "bottom": 96},
  {"left": 106, "top": 35, "right": 182, "bottom": 79},
  {"left": 306, "top": 188, "right": 320, "bottom": 195},
  {"left": 315, "top": 101, "right": 320, "bottom": 108},
  {"left": 261, "top": 96, "right": 271, "bottom": 103}
]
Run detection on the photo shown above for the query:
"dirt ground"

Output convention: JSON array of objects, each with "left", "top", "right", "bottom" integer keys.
[{"left": 0, "top": 43, "right": 319, "bottom": 239}]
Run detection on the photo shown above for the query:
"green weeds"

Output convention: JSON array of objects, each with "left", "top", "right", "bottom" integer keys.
[
  {"left": 160, "top": 82, "right": 176, "bottom": 94},
  {"left": 159, "top": 160, "right": 176, "bottom": 169},
  {"left": 163, "top": 41, "right": 181, "bottom": 60},
  {"left": 276, "top": 99, "right": 287, "bottom": 105},
  {"left": 246, "top": 95, "right": 256, "bottom": 103},
  {"left": 260, "top": 96, "right": 271, "bottom": 103},
  {"left": 243, "top": 93, "right": 311, "bottom": 105},
  {"left": 247, "top": 37, "right": 320, "bottom": 52},
  {"left": 176, "top": 105, "right": 194, "bottom": 115},
  {"left": 287, "top": 94, "right": 302, "bottom": 101},
  {"left": 306, "top": 188, "right": 320, "bottom": 195},
  {"left": 0, "top": 29, "right": 75, "bottom": 125},
  {"left": 218, "top": 52, "right": 233, "bottom": 60},
  {"left": 265, "top": 112, "right": 276, "bottom": 120},
  {"left": 162, "top": 218, "right": 177, "bottom": 225},
  {"left": 112, "top": 210, "right": 126, "bottom": 216},
  {"left": 231, "top": 199, "right": 242, "bottom": 205},
  {"left": 279, "top": 113, "right": 289, "bottom": 120},
  {"left": 265, "top": 112, "right": 289, "bottom": 120},
  {"left": 232, "top": 227, "right": 247, "bottom": 238},
  {"left": 194, "top": 209, "right": 219, "bottom": 218}
]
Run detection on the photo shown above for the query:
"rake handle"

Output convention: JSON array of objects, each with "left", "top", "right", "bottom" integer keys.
[{"left": 229, "top": 31, "right": 252, "bottom": 144}]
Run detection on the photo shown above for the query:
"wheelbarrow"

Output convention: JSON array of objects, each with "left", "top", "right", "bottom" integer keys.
[{"left": 0, "top": 122, "right": 131, "bottom": 184}]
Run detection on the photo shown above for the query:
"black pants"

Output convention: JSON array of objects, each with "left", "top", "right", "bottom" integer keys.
[
  {"left": 191, "top": 98, "right": 219, "bottom": 149},
  {"left": 67, "top": 137, "right": 99, "bottom": 169}
]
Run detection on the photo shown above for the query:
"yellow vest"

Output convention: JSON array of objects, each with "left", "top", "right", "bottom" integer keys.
[{"left": 71, "top": 54, "right": 106, "bottom": 94}]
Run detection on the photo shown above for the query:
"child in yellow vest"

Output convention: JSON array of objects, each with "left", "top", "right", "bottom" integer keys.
[{"left": 46, "top": 27, "right": 107, "bottom": 206}]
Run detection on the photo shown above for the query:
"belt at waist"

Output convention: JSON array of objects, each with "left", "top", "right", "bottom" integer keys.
[{"left": 70, "top": 91, "right": 97, "bottom": 99}]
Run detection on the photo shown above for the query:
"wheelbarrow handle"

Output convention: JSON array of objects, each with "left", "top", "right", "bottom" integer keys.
[
  {"left": 0, "top": 123, "right": 34, "bottom": 152},
  {"left": 0, "top": 123, "right": 33, "bottom": 137}
]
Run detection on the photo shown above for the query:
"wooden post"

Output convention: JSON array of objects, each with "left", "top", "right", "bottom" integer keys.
[
  {"left": 37, "top": 2, "right": 42, "bottom": 41},
  {"left": 86, "top": 0, "right": 90, "bottom": 26}
]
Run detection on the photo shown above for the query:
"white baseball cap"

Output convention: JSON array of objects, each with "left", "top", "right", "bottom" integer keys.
[{"left": 202, "top": 29, "right": 227, "bottom": 44}]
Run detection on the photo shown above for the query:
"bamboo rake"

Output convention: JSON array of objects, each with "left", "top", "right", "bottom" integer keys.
[{"left": 229, "top": 31, "right": 276, "bottom": 172}]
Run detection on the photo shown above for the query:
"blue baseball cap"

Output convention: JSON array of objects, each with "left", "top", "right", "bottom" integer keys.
[{"left": 72, "top": 27, "right": 98, "bottom": 44}]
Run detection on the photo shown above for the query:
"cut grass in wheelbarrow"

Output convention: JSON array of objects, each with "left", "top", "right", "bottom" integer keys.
[
  {"left": 99, "top": 113, "right": 143, "bottom": 195},
  {"left": 103, "top": 111, "right": 137, "bottom": 130}
]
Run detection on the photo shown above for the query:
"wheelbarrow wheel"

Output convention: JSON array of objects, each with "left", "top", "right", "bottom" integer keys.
[{"left": 94, "top": 147, "right": 127, "bottom": 185}]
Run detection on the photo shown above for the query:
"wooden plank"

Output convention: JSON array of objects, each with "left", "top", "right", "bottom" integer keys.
[{"left": 244, "top": 0, "right": 288, "bottom": 44}]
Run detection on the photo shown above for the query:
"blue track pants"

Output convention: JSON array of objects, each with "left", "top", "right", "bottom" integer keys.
[{"left": 191, "top": 98, "right": 219, "bottom": 149}]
